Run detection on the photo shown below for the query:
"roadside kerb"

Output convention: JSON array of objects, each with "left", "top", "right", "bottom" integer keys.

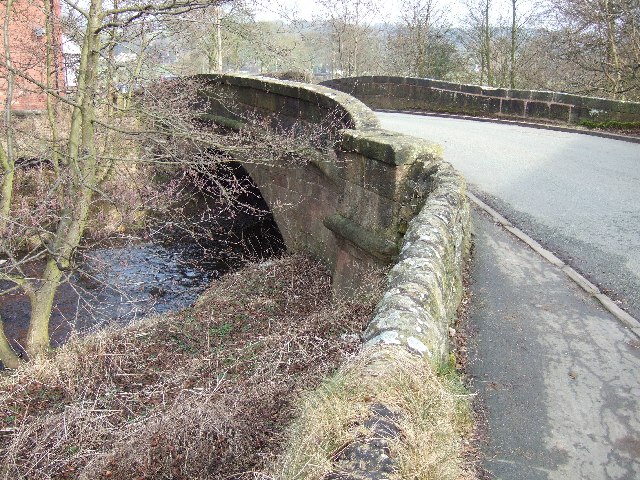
[{"left": 467, "top": 191, "right": 640, "bottom": 337}]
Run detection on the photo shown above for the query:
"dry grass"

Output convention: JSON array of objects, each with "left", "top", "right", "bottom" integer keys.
[
  {"left": 274, "top": 348, "right": 474, "bottom": 480},
  {"left": 0, "top": 254, "right": 382, "bottom": 480}
]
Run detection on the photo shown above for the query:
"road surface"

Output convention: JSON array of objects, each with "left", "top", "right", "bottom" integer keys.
[
  {"left": 378, "top": 112, "right": 640, "bottom": 319},
  {"left": 377, "top": 112, "right": 640, "bottom": 479}
]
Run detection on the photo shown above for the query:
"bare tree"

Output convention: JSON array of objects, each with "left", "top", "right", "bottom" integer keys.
[
  {"left": 461, "top": 0, "right": 495, "bottom": 85},
  {"left": 386, "top": 0, "right": 457, "bottom": 79},
  {"left": 505, "top": 0, "right": 546, "bottom": 89},
  {"left": 314, "top": 0, "right": 380, "bottom": 77},
  {"left": 0, "top": 0, "right": 312, "bottom": 367},
  {"left": 551, "top": 0, "right": 640, "bottom": 99}
]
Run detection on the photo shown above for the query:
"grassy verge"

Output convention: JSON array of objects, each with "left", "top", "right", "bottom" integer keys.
[
  {"left": 579, "top": 119, "right": 640, "bottom": 133},
  {"left": 273, "top": 348, "right": 474, "bottom": 480},
  {"left": 0, "top": 254, "right": 381, "bottom": 479},
  {"left": 1, "top": 253, "right": 476, "bottom": 479}
]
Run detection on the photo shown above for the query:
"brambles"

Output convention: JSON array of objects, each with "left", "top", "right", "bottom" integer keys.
[{"left": 0, "top": 254, "right": 382, "bottom": 479}]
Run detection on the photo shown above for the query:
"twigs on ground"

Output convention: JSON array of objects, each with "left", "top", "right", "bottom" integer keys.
[{"left": 0, "top": 254, "right": 382, "bottom": 480}]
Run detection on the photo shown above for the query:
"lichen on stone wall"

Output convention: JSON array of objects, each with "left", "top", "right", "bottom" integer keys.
[{"left": 364, "top": 162, "right": 470, "bottom": 364}]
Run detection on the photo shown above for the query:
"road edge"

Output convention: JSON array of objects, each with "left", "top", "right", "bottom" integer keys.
[{"left": 467, "top": 191, "right": 640, "bottom": 338}]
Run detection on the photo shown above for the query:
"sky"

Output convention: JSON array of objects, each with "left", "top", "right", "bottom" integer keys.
[
  {"left": 249, "top": 0, "right": 511, "bottom": 27},
  {"left": 250, "top": 0, "right": 467, "bottom": 23}
]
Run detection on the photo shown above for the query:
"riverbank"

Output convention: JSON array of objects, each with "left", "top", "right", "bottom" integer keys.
[
  {"left": 1, "top": 254, "right": 380, "bottom": 478},
  {"left": 1, "top": 254, "right": 475, "bottom": 479}
]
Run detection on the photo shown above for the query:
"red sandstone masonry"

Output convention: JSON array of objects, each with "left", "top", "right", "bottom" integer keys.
[{"left": 191, "top": 74, "right": 470, "bottom": 362}]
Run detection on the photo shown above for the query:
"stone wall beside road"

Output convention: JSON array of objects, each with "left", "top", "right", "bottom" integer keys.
[{"left": 322, "top": 76, "right": 640, "bottom": 124}]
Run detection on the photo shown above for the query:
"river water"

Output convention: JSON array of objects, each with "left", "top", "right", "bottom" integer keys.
[{"left": 0, "top": 189, "right": 284, "bottom": 351}]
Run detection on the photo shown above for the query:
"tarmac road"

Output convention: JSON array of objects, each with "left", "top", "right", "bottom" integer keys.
[{"left": 377, "top": 112, "right": 640, "bottom": 319}]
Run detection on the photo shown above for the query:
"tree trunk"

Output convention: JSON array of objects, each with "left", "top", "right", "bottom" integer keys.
[
  {"left": 215, "top": 6, "right": 223, "bottom": 72},
  {"left": 24, "top": 0, "right": 101, "bottom": 358},
  {"left": 602, "top": 0, "right": 623, "bottom": 98},
  {"left": 0, "top": 317, "right": 21, "bottom": 368},
  {"left": 484, "top": 0, "right": 492, "bottom": 86},
  {"left": 0, "top": 145, "right": 14, "bottom": 232},
  {"left": 25, "top": 260, "right": 61, "bottom": 357}
]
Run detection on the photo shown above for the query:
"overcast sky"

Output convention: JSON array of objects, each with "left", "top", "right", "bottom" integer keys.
[
  {"left": 249, "top": 0, "right": 535, "bottom": 28},
  {"left": 250, "top": 0, "right": 471, "bottom": 24}
]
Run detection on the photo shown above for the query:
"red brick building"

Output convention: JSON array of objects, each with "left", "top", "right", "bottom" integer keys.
[{"left": 0, "top": 0, "right": 65, "bottom": 111}]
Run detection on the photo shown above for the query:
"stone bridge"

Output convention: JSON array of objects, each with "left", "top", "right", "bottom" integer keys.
[
  {"left": 188, "top": 75, "right": 640, "bottom": 478},
  {"left": 193, "top": 74, "right": 470, "bottom": 362}
]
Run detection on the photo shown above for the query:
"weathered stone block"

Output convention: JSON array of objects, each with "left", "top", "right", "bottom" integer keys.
[
  {"left": 418, "top": 87, "right": 441, "bottom": 108},
  {"left": 486, "top": 97, "right": 502, "bottom": 113},
  {"left": 362, "top": 158, "right": 412, "bottom": 201},
  {"left": 552, "top": 92, "right": 577, "bottom": 105},
  {"left": 324, "top": 213, "right": 400, "bottom": 263},
  {"left": 507, "top": 89, "right": 532, "bottom": 100},
  {"left": 340, "top": 129, "right": 443, "bottom": 167},
  {"left": 549, "top": 103, "right": 571, "bottom": 121},
  {"left": 338, "top": 182, "right": 402, "bottom": 232},
  {"left": 334, "top": 151, "right": 366, "bottom": 186},
  {"left": 251, "top": 91, "right": 278, "bottom": 112},
  {"left": 481, "top": 86, "right": 504, "bottom": 97},
  {"left": 459, "top": 84, "right": 483, "bottom": 95},
  {"left": 439, "top": 90, "right": 457, "bottom": 107},
  {"left": 430, "top": 79, "right": 455, "bottom": 91},
  {"left": 501, "top": 99, "right": 525, "bottom": 116},
  {"left": 459, "top": 94, "right": 483, "bottom": 113},
  {"left": 525, "top": 101, "right": 550, "bottom": 118},
  {"left": 332, "top": 236, "right": 388, "bottom": 294}
]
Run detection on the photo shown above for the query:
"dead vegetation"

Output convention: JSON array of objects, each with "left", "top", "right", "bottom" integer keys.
[
  {"left": 273, "top": 348, "right": 475, "bottom": 480},
  {"left": 0, "top": 254, "right": 382, "bottom": 479}
]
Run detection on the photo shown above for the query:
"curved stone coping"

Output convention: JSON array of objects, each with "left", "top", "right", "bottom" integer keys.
[
  {"left": 363, "top": 162, "right": 470, "bottom": 363},
  {"left": 194, "top": 73, "right": 381, "bottom": 131},
  {"left": 322, "top": 76, "right": 640, "bottom": 124}
]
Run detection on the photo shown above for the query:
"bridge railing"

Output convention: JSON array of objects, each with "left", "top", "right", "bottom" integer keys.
[{"left": 321, "top": 76, "right": 640, "bottom": 125}]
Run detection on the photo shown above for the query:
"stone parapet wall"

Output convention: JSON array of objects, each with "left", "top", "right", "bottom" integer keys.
[
  {"left": 321, "top": 76, "right": 640, "bottom": 124},
  {"left": 364, "top": 162, "right": 470, "bottom": 361},
  {"left": 195, "top": 74, "right": 470, "bottom": 362},
  {"left": 194, "top": 74, "right": 379, "bottom": 138}
]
